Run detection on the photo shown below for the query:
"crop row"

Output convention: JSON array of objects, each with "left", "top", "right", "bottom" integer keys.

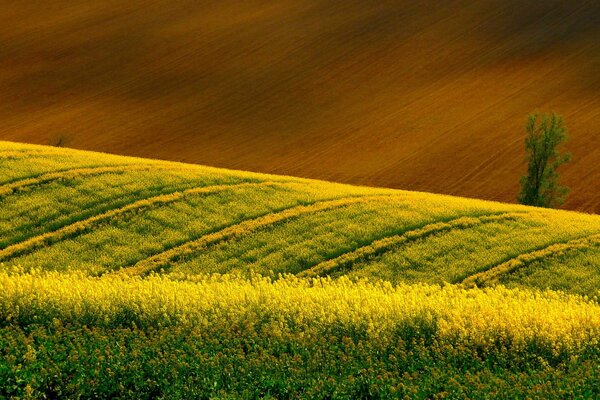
[
  {"left": 301, "top": 212, "right": 524, "bottom": 277},
  {"left": 0, "top": 164, "right": 165, "bottom": 197},
  {"left": 0, "top": 143, "right": 255, "bottom": 187},
  {"left": 496, "top": 245, "right": 600, "bottom": 296},
  {"left": 2, "top": 271, "right": 599, "bottom": 350},
  {"left": 463, "top": 233, "right": 600, "bottom": 287},
  {"left": 0, "top": 150, "right": 43, "bottom": 159},
  {"left": 0, "top": 150, "right": 131, "bottom": 184},
  {"left": 5, "top": 181, "right": 372, "bottom": 275},
  {"left": 121, "top": 194, "right": 401, "bottom": 276},
  {"left": 0, "top": 148, "right": 61, "bottom": 159},
  {"left": 0, "top": 181, "right": 281, "bottom": 262},
  {"left": 0, "top": 167, "right": 261, "bottom": 248},
  {"left": 337, "top": 211, "right": 600, "bottom": 291}
]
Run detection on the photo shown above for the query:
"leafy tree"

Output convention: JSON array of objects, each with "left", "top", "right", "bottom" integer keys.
[{"left": 518, "top": 113, "right": 571, "bottom": 208}]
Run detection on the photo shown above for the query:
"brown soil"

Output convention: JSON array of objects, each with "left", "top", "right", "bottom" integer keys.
[{"left": 1, "top": 1, "right": 598, "bottom": 212}]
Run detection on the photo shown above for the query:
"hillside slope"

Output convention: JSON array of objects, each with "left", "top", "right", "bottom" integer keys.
[
  {"left": 0, "top": 1, "right": 599, "bottom": 212},
  {"left": 2, "top": 141, "right": 599, "bottom": 296},
  {"left": 2, "top": 141, "right": 600, "bottom": 398}
]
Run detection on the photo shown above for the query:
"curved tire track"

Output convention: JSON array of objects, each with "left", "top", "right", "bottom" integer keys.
[
  {"left": 0, "top": 165, "right": 144, "bottom": 197},
  {"left": 0, "top": 163, "right": 207, "bottom": 197},
  {"left": 118, "top": 194, "right": 403, "bottom": 276},
  {"left": 299, "top": 212, "right": 525, "bottom": 278},
  {"left": 462, "top": 233, "right": 600, "bottom": 287},
  {"left": 0, "top": 181, "right": 282, "bottom": 262}
]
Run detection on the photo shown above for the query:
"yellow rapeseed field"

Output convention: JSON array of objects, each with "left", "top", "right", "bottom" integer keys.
[
  {"left": 1, "top": 141, "right": 599, "bottom": 398},
  {"left": 2, "top": 270, "right": 599, "bottom": 353}
]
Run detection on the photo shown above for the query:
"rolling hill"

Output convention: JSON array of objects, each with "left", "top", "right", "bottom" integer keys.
[
  {"left": 1, "top": 141, "right": 599, "bottom": 294},
  {"left": 1, "top": 141, "right": 600, "bottom": 398},
  {"left": 1, "top": 1, "right": 599, "bottom": 212},
  {"left": 0, "top": 142, "right": 600, "bottom": 399}
]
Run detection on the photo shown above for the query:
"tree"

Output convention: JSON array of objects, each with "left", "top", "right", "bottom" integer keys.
[{"left": 518, "top": 113, "right": 571, "bottom": 208}]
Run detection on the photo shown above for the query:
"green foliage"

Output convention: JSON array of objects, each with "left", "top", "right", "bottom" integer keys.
[
  {"left": 1, "top": 141, "right": 600, "bottom": 399},
  {"left": 499, "top": 245, "right": 600, "bottom": 297},
  {"left": 518, "top": 113, "right": 571, "bottom": 208},
  {"left": 1, "top": 140, "right": 599, "bottom": 295},
  {"left": 1, "top": 324, "right": 599, "bottom": 399}
]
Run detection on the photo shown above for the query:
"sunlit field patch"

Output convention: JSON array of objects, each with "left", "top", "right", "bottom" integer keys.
[{"left": 1, "top": 141, "right": 599, "bottom": 398}]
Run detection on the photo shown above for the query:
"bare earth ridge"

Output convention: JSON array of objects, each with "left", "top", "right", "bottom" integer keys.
[{"left": 1, "top": 0, "right": 598, "bottom": 211}]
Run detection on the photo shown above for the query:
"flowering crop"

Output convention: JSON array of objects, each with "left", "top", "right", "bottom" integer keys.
[
  {"left": 2, "top": 141, "right": 600, "bottom": 398},
  {"left": 1, "top": 271, "right": 598, "bottom": 351},
  {"left": 1, "top": 271, "right": 599, "bottom": 398},
  {"left": 464, "top": 233, "right": 600, "bottom": 287}
]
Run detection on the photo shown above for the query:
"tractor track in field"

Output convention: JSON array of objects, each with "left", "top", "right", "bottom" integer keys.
[
  {"left": 0, "top": 163, "right": 218, "bottom": 197},
  {"left": 117, "top": 194, "right": 406, "bottom": 276},
  {"left": 0, "top": 149, "right": 61, "bottom": 159},
  {"left": 462, "top": 232, "right": 600, "bottom": 287},
  {"left": 0, "top": 180, "right": 286, "bottom": 262},
  {"left": 0, "top": 164, "right": 157, "bottom": 197},
  {"left": 299, "top": 212, "right": 526, "bottom": 278}
]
